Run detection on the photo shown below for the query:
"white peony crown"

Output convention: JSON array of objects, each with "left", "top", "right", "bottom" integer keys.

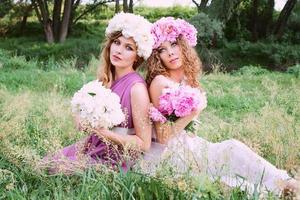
[{"left": 105, "top": 12, "right": 154, "bottom": 60}]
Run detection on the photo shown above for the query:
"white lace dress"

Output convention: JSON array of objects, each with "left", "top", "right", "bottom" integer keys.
[
  {"left": 142, "top": 131, "right": 291, "bottom": 195},
  {"left": 142, "top": 79, "right": 291, "bottom": 195}
]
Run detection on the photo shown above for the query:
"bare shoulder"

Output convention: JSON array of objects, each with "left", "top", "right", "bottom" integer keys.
[
  {"left": 149, "top": 75, "right": 169, "bottom": 91},
  {"left": 131, "top": 82, "right": 148, "bottom": 97},
  {"left": 130, "top": 82, "right": 150, "bottom": 113}
]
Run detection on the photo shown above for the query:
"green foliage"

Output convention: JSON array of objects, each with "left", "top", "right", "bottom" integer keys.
[
  {"left": 78, "top": 5, "right": 197, "bottom": 22},
  {"left": 215, "top": 42, "right": 300, "bottom": 71},
  {"left": 287, "top": 63, "right": 300, "bottom": 78},
  {"left": 189, "top": 13, "right": 224, "bottom": 47},
  {"left": 231, "top": 65, "right": 270, "bottom": 76},
  {"left": 208, "top": 0, "right": 241, "bottom": 22},
  {"left": 0, "top": 49, "right": 37, "bottom": 70},
  {"left": 135, "top": 6, "right": 197, "bottom": 22},
  {"left": 0, "top": 0, "right": 13, "bottom": 18},
  {"left": 0, "top": 35, "right": 103, "bottom": 69},
  {"left": 87, "top": 4, "right": 115, "bottom": 20},
  {"left": 0, "top": 48, "right": 96, "bottom": 95},
  {"left": 286, "top": 2, "right": 300, "bottom": 43},
  {"left": 0, "top": 154, "right": 206, "bottom": 200}
]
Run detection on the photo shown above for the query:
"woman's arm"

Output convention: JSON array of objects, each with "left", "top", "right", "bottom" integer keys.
[
  {"left": 93, "top": 83, "right": 152, "bottom": 152},
  {"left": 149, "top": 75, "right": 201, "bottom": 144}
]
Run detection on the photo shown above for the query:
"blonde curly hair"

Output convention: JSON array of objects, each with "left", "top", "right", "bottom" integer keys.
[
  {"left": 97, "top": 31, "right": 144, "bottom": 87},
  {"left": 146, "top": 36, "right": 202, "bottom": 88}
]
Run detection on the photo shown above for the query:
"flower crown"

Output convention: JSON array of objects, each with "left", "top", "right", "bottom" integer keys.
[
  {"left": 105, "top": 12, "right": 154, "bottom": 60},
  {"left": 151, "top": 17, "right": 197, "bottom": 49}
]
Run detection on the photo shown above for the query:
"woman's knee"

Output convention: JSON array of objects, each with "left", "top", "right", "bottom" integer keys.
[{"left": 222, "top": 139, "right": 241, "bottom": 149}]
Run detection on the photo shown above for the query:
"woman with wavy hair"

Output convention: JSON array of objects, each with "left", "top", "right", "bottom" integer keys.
[
  {"left": 42, "top": 13, "right": 154, "bottom": 174},
  {"left": 144, "top": 17, "right": 298, "bottom": 197}
]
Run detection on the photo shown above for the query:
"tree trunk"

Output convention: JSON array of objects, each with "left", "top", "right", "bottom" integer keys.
[
  {"left": 273, "top": 0, "right": 297, "bottom": 40},
  {"left": 69, "top": 0, "right": 80, "bottom": 34},
  {"left": 115, "top": 0, "right": 120, "bottom": 13},
  {"left": 32, "top": 0, "right": 113, "bottom": 43},
  {"left": 44, "top": 19, "right": 54, "bottom": 43},
  {"left": 123, "top": 0, "right": 128, "bottom": 12},
  {"left": 251, "top": 0, "right": 259, "bottom": 42},
  {"left": 20, "top": 15, "right": 28, "bottom": 33},
  {"left": 59, "top": 0, "right": 72, "bottom": 43},
  {"left": 19, "top": 4, "right": 33, "bottom": 35},
  {"left": 53, "top": 0, "right": 62, "bottom": 41},
  {"left": 200, "top": 0, "right": 209, "bottom": 11},
  {"left": 128, "top": 0, "right": 133, "bottom": 13},
  {"left": 33, "top": 0, "right": 55, "bottom": 43},
  {"left": 261, "top": 0, "right": 274, "bottom": 38},
  {"left": 192, "top": 0, "right": 209, "bottom": 13}
]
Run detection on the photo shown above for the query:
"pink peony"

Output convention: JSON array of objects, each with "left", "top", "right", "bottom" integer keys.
[
  {"left": 158, "top": 90, "right": 174, "bottom": 115},
  {"left": 151, "top": 17, "right": 197, "bottom": 49},
  {"left": 173, "top": 96, "right": 195, "bottom": 117},
  {"left": 149, "top": 85, "right": 207, "bottom": 125},
  {"left": 160, "top": 85, "right": 206, "bottom": 119},
  {"left": 149, "top": 106, "right": 167, "bottom": 123}
]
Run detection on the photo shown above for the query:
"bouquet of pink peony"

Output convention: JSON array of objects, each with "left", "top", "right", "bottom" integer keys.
[
  {"left": 71, "top": 80, "right": 125, "bottom": 130},
  {"left": 149, "top": 85, "right": 207, "bottom": 132}
]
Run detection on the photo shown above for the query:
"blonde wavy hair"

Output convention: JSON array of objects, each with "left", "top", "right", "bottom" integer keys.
[
  {"left": 97, "top": 31, "right": 144, "bottom": 87},
  {"left": 146, "top": 36, "right": 202, "bottom": 88}
]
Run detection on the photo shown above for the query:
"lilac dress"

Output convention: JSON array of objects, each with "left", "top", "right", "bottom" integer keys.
[{"left": 42, "top": 72, "right": 146, "bottom": 174}]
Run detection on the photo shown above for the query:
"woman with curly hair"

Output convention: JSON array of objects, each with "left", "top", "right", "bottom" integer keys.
[{"left": 144, "top": 17, "right": 298, "bottom": 197}]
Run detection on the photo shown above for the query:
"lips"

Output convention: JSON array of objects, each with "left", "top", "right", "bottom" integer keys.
[
  {"left": 112, "top": 55, "right": 122, "bottom": 61},
  {"left": 169, "top": 58, "right": 178, "bottom": 63}
]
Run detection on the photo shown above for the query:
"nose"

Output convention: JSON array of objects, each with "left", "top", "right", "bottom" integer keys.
[
  {"left": 114, "top": 45, "right": 123, "bottom": 54},
  {"left": 168, "top": 48, "right": 174, "bottom": 56}
]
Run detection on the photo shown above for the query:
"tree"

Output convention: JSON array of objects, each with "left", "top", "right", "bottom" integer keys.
[
  {"left": 128, "top": 0, "right": 133, "bottom": 13},
  {"left": 0, "top": 0, "right": 13, "bottom": 18},
  {"left": 115, "top": 0, "right": 120, "bottom": 13},
  {"left": 208, "top": 0, "right": 242, "bottom": 22},
  {"left": 273, "top": 0, "right": 297, "bottom": 39},
  {"left": 250, "top": 0, "right": 259, "bottom": 41},
  {"left": 17, "top": 0, "right": 33, "bottom": 35},
  {"left": 59, "top": 0, "right": 72, "bottom": 42},
  {"left": 31, "top": 0, "right": 113, "bottom": 43},
  {"left": 191, "top": 0, "right": 209, "bottom": 13},
  {"left": 122, "top": 0, "right": 136, "bottom": 13},
  {"left": 123, "top": 0, "right": 128, "bottom": 12},
  {"left": 286, "top": 1, "right": 300, "bottom": 43},
  {"left": 260, "top": 0, "right": 274, "bottom": 38}
]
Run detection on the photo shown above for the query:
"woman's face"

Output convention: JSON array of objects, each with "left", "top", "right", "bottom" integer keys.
[
  {"left": 110, "top": 36, "right": 138, "bottom": 69},
  {"left": 157, "top": 41, "right": 183, "bottom": 71}
]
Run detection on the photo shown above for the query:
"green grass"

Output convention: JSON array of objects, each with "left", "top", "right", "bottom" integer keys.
[
  {"left": 0, "top": 20, "right": 107, "bottom": 70},
  {"left": 0, "top": 49, "right": 299, "bottom": 199}
]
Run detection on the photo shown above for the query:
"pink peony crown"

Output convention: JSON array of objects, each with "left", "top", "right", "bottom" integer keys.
[{"left": 151, "top": 17, "right": 197, "bottom": 49}]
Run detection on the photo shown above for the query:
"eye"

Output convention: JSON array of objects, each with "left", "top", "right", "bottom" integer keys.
[
  {"left": 126, "top": 45, "right": 133, "bottom": 51},
  {"left": 158, "top": 48, "right": 166, "bottom": 53},
  {"left": 113, "top": 39, "right": 120, "bottom": 45},
  {"left": 171, "top": 42, "right": 177, "bottom": 47}
]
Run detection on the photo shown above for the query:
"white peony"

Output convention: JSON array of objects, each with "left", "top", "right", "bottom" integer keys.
[
  {"left": 71, "top": 80, "right": 125, "bottom": 130},
  {"left": 105, "top": 12, "right": 154, "bottom": 60}
]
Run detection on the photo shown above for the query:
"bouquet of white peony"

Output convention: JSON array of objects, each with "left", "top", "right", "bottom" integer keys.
[{"left": 71, "top": 80, "right": 125, "bottom": 130}]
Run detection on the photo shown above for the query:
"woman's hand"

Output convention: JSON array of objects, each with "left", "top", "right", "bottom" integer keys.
[
  {"left": 155, "top": 122, "right": 173, "bottom": 144},
  {"left": 92, "top": 127, "right": 110, "bottom": 139},
  {"left": 74, "top": 115, "right": 87, "bottom": 132},
  {"left": 190, "top": 106, "right": 203, "bottom": 118},
  {"left": 191, "top": 94, "right": 207, "bottom": 117}
]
